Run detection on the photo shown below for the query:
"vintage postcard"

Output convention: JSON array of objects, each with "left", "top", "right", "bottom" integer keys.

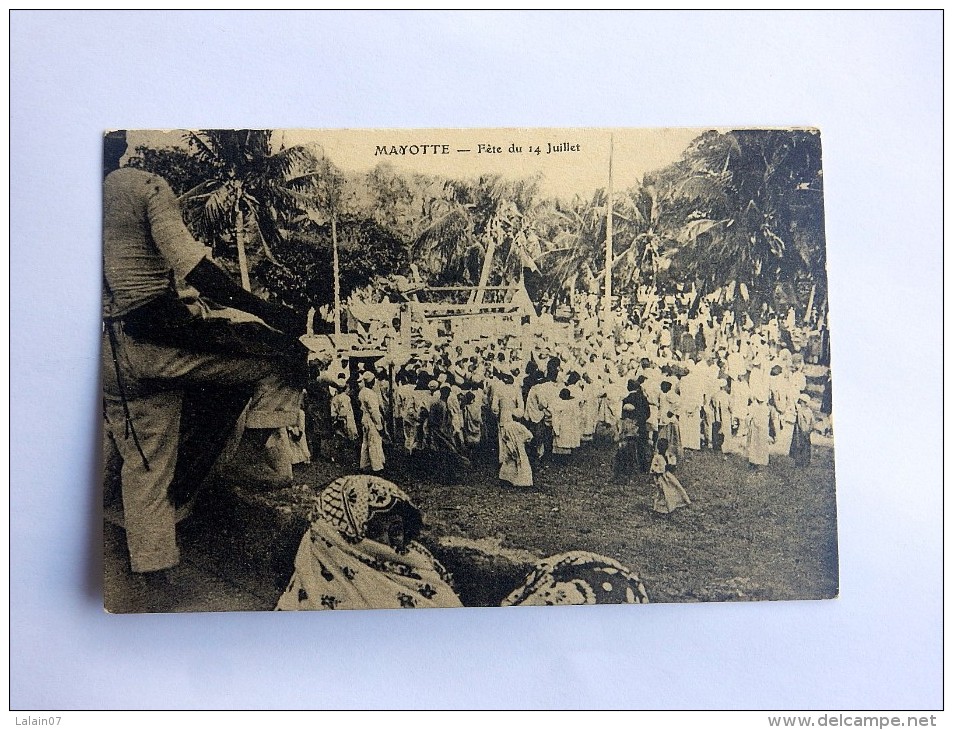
[{"left": 102, "top": 127, "right": 837, "bottom": 612}]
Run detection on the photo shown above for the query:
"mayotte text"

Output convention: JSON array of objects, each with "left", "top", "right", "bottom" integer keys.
[{"left": 374, "top": 144, "right": 450, "bottom": 156}]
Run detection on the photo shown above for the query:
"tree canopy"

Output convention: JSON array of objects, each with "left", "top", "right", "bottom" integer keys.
[{"left": 126, "top": 128, "right": 827, "bottom": 318}]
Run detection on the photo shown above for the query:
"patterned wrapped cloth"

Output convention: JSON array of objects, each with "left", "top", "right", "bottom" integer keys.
[
  {"left": 276, "top": 475, "right": 463, "bottom": 611},
  {"left": 502, "top": 551, "right": 650, "bottom": 606}
]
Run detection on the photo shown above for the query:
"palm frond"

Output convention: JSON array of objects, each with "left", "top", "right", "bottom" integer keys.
[
  {"left": 178, "top": 179, "right": 218, "bottom": 202},
  {"left": 679, "top": 217, "right": 730, "bottom": 244},
  {"left": 245, "top": 205, "right": 283, "bottom": 264},
  {"left": 202, "top": 184, "right": 237, "bottom": 229},
  {"left": 184, "top": 131, "right": 223, "bottom": 169}
]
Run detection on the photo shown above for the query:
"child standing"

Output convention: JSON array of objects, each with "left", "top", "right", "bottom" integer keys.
[
  {"left": 613, "top": 403, "right": 640, "bottom": 483},
  {"left": 651, "top": 438, "right": 692, "bottom": 515}
]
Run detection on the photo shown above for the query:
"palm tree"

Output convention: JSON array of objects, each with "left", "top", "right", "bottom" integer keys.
[
  {"left": 464, "top": 177, "right": 545, "bottom": 304},
  {"left": 667, "top": 129, "right": 826, "bottom": 313},
  {"left": 605, "top": 182, "right": 675, "bottom": 292},
  {"left": 179, "top": 129, "right": 323, "bottom": 290},
  {"left": 537, "top": 193, "right": 605, "bottom": 302},
  {"left": 409, "top": 175, "right": 545, "bottom": 303},
  {"left": 409, "top": 179, "right": 480, "bottom": 289},
  {"left": 537, "top": 186, "right": 651, "bottom": 305}
]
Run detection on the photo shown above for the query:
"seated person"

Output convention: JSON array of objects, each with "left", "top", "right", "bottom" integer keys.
[
  {"left": 276, "top": 476, "right": 463, "bottom": 610},
  {"left": 502, "top": 551, "right": 650, "bottom": 606},
  {"left": 277, "top": 476, "right": 653, "bottom": 611}
]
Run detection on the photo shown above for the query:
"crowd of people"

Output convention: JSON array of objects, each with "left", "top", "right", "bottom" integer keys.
[
  {"left": 102, "top": 127, "right": 832, "bottom": 611},
  {"left": 294, "top": 285, "right": 832, "bottom": 518}
]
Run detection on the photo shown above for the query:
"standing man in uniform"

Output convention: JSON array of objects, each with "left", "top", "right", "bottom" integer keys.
[{"left": 102, "top": 130, "right": 308, "bottom": 595}]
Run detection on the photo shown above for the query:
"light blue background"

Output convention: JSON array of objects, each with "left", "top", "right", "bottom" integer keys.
[{"left": 10, "top": 10, "right": 942, "bottom": 709}]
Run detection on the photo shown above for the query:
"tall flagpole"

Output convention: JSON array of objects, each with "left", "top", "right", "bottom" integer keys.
[
  {"left": 332, "top": 215, "right": 341, "bottom": 335},
  {"left": 603, "top": 134, "right": 614, "bottom": 336}
]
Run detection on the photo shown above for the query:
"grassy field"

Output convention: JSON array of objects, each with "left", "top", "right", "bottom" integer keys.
[
  {"left": 104, "top": 436, "right": 838, "bottom": 611},
  {"left": 288, "top": 440, "right": 839, "bottom": 605}
]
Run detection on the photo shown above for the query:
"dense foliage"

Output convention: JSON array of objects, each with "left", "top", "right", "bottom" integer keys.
[{"left": 127, "top": 128, "right": 827, "bottom": 318}]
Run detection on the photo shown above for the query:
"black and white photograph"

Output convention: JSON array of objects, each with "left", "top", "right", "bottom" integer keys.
[
  {"left": 102, "top": 127, "right": 837, "bottom": 613},
  {"left": 12, "top": 8, "right": 941, "bottom": 714}
]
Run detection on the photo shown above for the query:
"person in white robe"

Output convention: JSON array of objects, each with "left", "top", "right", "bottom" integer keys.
[
  {"left": 551, "top": 388, "right": 582, "bottom": 458},
  {"left": 329, "top": 378, "right": 358, "bottom": 466},
  {"left": 498, "top": 413, "right": 534, "bottom": 488},
  {"left": 726, "top": 343, "right": 747, "bottom": 382},
  {"left": 677, "top": 364, "right": 706, "bottom": 451},
  {"left": 651, "top": 438, "right": 691, "bottom": 515},
  {"left": 525, "top": 376, "right": 558, "bottom": 462},
  {"left": 358, "top": 371, "right": 386, "bottom": 473},
  {"left": 748, "top": 364, "right": 771, "bottom": 405},
  {"left": 576, "top": 374, "right": 597, "bottom": 444},
  {"left": 746, "top": 396, "right": 771, "bottom": 467},
  {"left": 461, "top": 381, "right": 483, "bottom": 449},
  {"left": 286, "top": 401, "right": 311, "bottom": 465},
  {"left": 769, "top": 364, "right": 796, "bottom": 456},
  {"left": 658, "top": 380, "right": 683, "bottom": 460},
  {"left": 393, "top": 373, "right": 418, "bottom": 455},
  {"left": 725, "top": 374, "right": 751, "bottom": 457}
]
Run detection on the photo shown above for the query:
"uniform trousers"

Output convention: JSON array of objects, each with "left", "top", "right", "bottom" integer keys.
[{"left": 102, "top": 323, "right": 301, "bottom": 572}]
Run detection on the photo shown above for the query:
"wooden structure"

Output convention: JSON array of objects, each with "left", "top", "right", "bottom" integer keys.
[{"left": 409, "top": 284, "right": 536, "bottom": 320}]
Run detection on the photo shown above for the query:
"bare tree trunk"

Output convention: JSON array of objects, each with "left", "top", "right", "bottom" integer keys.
[
  {"left": 603, "top": 134, "right": 614, "bottom": 336},
  {"left": 472, "top": 235, "right": 498, "bottom": 305},
  {"left": 256, "top": 234, "right": 280, "bottom": 265},
  {"left": 805, "top": 283, "right": 816, "bottom": 326},
  {"left": 235, "top": 202, "right": 251, "bottom": 291},
  {"left": 332, "top": 215, "right": 341, "bottom": 335}
]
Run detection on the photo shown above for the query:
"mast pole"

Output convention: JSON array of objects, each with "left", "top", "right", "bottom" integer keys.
[{"left": 603, "top": 134, "right": 614, "bottom": 335}]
